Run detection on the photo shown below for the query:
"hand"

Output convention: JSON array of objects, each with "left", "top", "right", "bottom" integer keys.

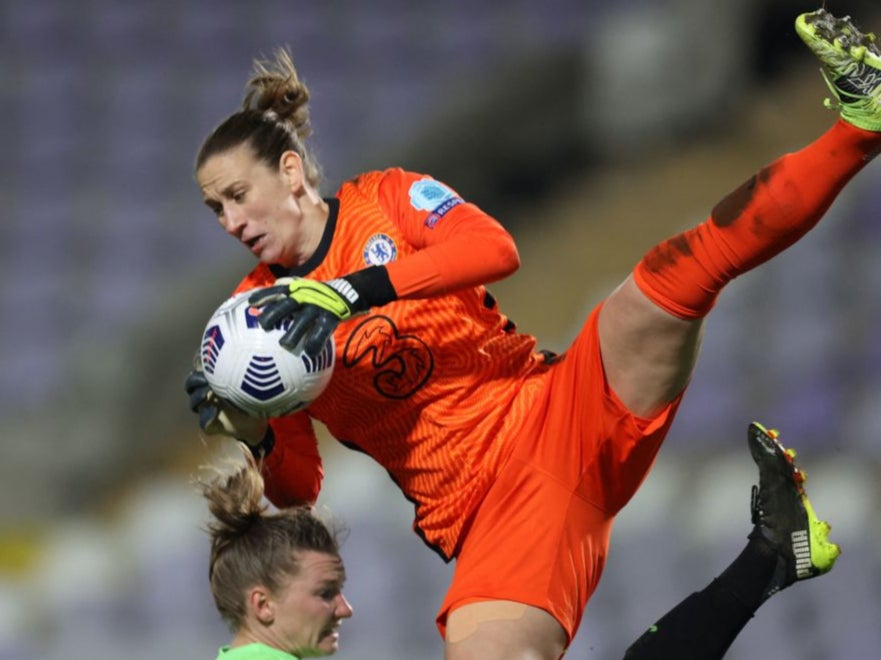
[
  {"left": 185, "top": 367, "right": 270, "bottom": 449},
  {"left": 248, "top": 276, "right": 367, "bottom": 357}
]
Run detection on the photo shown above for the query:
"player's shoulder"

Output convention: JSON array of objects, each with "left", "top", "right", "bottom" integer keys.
[
  {"left": 339, "top": 169, "right": 467, "bottom": 221},
  {"left": 340, "top": 167, "right": 440, "bottom": 194}
]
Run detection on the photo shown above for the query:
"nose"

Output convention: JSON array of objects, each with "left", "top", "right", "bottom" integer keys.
[
  {"left": 221, "top": 204, "right": 247, "bottom": 237},
  {"left": 336, "top": 594, "right": 353, "bottom": 619}
]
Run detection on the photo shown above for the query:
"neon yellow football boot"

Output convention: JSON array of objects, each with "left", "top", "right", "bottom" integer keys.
[
  {"left": 747, "top": 422, "right": 840, "bottom": 599},
  {"left": 796, "top": 9, "right": 881, "bottom": 131}
]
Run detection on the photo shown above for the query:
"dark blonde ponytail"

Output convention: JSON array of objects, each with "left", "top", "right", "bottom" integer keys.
[
  {"left": 196, "top": 47, "right": 322, "bottom": 189},
  {"left": 199, "top": 443, "right": 340, "bottom": 631}
]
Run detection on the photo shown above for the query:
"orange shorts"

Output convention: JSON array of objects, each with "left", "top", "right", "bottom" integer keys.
[{"left": 436, "top": 305, "right": 682, "bottom": 644}]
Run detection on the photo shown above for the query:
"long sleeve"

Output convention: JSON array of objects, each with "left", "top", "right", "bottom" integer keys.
[
  {"left": 262, "top": 411, "right": 323, "bottom": 507},
  {"left": 377, "top": 169, "right": 520, "bottom": 298}
]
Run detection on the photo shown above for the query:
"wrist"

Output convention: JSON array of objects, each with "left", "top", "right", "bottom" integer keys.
[
  {"left": 244, "top": 425, "right": 275, "bottom": 459},
  {"left": 341, "top": 266, "right": 397, "bottom": 312}
]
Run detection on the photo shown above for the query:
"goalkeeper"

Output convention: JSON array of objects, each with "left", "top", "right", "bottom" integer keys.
[{"left": 188, "top": 9, "right": 877, "bottom": 659}]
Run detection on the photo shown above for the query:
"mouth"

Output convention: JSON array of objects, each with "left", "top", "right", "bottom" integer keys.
[
  {"left": 322, "top": 624, "right": 341, "bottom": 640},
  {"left": 244, "top": 234, "right": 265, "bottom": 253}
]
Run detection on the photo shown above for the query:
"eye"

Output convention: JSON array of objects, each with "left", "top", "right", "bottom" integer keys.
[
  {"left": 232, "top": 190, "right": 246, "bottom": 203},
  {"left": 319, "top": 587, "right": 340, "bottom": 601}
]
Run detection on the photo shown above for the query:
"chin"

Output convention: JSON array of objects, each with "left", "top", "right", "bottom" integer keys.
[
  {"left": 263, "top": 251, "right": 294, "bottom": 268},
  {"left": 318, "top": 636, "right": 340, "bottom": 655}
]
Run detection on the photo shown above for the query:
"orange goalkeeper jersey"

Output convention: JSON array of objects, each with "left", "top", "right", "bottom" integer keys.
[{"left": 233, "top": 168, "right": 553, "bottom": 559}]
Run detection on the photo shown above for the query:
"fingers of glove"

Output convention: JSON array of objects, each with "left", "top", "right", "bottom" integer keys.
[
  {"left": 256, "top": 298, "right": 302, "bottom": 330},
  {"left": 189, "top": 384, "right": 213, "bottom": 412},
  {"left": 186, "top": 371, "right": 213, "bottom": 412},
  {"left": 303, "top": 313, "right": 338, "bottom": 358},
  {"left": 280, "top": 305, "right": 321, "bottom": 351},
  {"left": 198, "top": 399, "right": 246, "bottom": 437},
  {"left": 185, "top": 369, "right": 209, "bottom": 394},
  {"left": 198, "top": 403, "right": 220, "bottom": 432},
  {"left": 247, "top": 284, "right": 293, "bottom": 308}
]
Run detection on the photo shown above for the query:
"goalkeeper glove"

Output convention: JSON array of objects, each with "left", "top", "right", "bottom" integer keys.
[
  {"left": 184, "top": 364, "right": 275, "bottom": 457},
  {"left": 248, "top": 265, "right": 397, "bottom": 359}
]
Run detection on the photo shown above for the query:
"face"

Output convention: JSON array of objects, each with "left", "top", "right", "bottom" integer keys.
[
  {"left": 197, "top": 144, "right": 304, "bottom": 267},
  {"left": 265, "top": 551, "right": 353, "bottom": 657}
]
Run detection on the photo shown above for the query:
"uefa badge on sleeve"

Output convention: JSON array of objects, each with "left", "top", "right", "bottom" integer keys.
[{"left": 408, "top": 178, "right": 456, "bottom": 211}]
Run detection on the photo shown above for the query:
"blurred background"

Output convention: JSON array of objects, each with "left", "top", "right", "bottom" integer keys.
[{"left": 2, "top": 0, "right": 881, "bottom": 658}]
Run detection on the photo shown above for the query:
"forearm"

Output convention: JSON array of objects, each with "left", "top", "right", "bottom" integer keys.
[
  {"left": 386, "top": 222, "right": 520, "bottom": 298},
  {"left": 257, "top": 415, "right": 324, "bottom": 507},
  {"left": 261, "top": 438, "right": 324, "bottom": 506}
]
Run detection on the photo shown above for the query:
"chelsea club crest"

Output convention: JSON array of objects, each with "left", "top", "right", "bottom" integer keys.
[{"left": 363, "top": 233, "right": 397, "bottom": 266}]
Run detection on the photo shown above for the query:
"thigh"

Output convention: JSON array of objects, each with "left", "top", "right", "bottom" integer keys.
[
  {"left": 543, "top": 302, "right": 683, "bottom": 513},
  {"left": 437, "top": 301, "right": 684, "bottom": 648},
  {"left": 598, "top": 275, "right": 703, "bottom": 418},
  {"left": 437, "top": 455, "right": 614, "bottom": 646},
  {"left": 445, "top": 600, "right": 566, "bottom": 660}
]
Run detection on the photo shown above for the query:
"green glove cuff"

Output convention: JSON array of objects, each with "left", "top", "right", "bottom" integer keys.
[
  {"left": 288, "top": 266, "right": 397, "bottom": 317},
  {"left": 288, "top": 280, "right": 356, "bottom": 318}
]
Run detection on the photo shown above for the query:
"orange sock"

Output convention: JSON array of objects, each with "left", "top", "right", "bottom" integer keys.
[{"left": 634, "top": 120, "right": 881, "bottom": 319}]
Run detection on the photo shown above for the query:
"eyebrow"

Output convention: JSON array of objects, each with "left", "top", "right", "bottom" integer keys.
[
  {"left": 203, "top": 181, "right": 244, "bottom": 202},
  {"left": 324, "top": 571, "right": 346, "bottom": 586}
]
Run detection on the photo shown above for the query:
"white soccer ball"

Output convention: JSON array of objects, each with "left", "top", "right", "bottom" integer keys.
[{"left": 200, "top": 290, "right": 335, "bottom": 418}]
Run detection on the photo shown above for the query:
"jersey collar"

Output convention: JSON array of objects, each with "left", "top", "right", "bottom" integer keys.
[{"left": 269, "top": 197, "right": 339, "bottom": 279}]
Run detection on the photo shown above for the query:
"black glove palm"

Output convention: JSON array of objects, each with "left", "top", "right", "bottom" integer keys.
[
  {"left": 185, "top": 357, "right": 272, "bottom": 453},
  {"left": 248, "top": 267, "right": 397, "bottom": 358}
]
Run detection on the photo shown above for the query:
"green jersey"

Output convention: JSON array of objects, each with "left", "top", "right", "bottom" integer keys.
[{"left": 216, "top": 643, "right": 299, "bottom": 660}]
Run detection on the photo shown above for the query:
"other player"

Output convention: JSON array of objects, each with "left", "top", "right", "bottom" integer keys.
[
  {"left": 200, "top": 444, "right": 353, "bottom": 659},
  {"left": 621, "top": 422, "right": 839, "bottom": 659}
]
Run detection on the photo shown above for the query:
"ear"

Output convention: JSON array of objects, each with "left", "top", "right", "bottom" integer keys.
[
  {"left": 280, "top": 150, "right": 305, "bottom": 193},
  {"left": 248, "top": 585, "right": 276, "bottom": 625}
]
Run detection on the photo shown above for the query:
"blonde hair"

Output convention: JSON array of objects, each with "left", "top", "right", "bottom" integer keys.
[
  {"left": 199, "top": 443, "right": 340, "bottom": 631},
  {"left": 196, "top": 47, "right": 322, "bottom": 189}
]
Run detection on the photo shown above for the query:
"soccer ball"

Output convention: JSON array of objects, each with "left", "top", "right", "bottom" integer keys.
[{"left": 200, "top": 290, "right": 335, "bottom": 418}]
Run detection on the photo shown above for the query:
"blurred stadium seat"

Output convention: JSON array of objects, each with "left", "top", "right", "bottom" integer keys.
[{"left": 2, "top": 1, "right": 880, "bottom": 658}]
